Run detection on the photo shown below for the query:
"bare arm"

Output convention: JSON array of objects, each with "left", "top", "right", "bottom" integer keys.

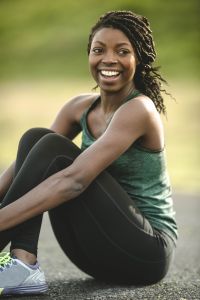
[
  {"left": 0, "top": 97, "right": 157, "bottom": 231},
  {"left": 50, "top": 93, "right": 96, "bottom": 137},
  {"left": 0, "top": 161, "right": 15, "bottom": 201}
]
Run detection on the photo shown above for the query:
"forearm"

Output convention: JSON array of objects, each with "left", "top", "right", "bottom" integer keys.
[
  {"left": 0, "top": 162, "right": 15, "bottom": 201},
  {"left": 0, "top": 167, "right": 84, "bottom": 232}
]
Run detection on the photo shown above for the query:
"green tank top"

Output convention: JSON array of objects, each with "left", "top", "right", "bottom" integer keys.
[{"left": 80, "top": 90, "right": 178, "bottom": 242}]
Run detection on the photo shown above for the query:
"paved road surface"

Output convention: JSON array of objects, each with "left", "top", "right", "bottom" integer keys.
[{"left": 2, "top": 193, "right": 200, "bottom": 299}]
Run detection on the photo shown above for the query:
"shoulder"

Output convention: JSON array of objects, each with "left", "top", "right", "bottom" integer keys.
[
  {"left": 109, "top": 93, "right": 163, "bottom": 145},
  {"left": 124, "top": 94, "right": 157, "bottom": 114},
  {"left": 115, "top": 94, "right": 159, "bottom": 127},
  {"left": 50, "top": 93, "right": 99, "bottom": 137},
  {"left": 59, "top": 93, "right": 99, "bottom": 122},
  {"left": 64, "top": 93, "right": 98, "bottom": 111}
]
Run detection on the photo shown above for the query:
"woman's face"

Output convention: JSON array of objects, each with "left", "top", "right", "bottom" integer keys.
[{"left": 89, "top": 27, "right": 138, "bottom": 94}]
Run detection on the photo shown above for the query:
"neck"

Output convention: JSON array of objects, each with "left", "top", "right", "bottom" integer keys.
[{"left": 100, "top": 85, "right": 136, "bottom": 114}]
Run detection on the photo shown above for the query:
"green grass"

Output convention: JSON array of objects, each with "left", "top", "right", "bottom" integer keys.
[
  {"left": 0, "top": 0, "right": 199, "bottom": 193},
  {"left": 0, "top": 0, "right": 199, "bottom": 79},
  {"left": 0, "top": 79, "right": 199, "bottom": 194}
]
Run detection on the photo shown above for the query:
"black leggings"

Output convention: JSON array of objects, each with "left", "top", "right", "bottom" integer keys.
[{"left": 0, "top": 128, "right": 175, "bottom": 284}]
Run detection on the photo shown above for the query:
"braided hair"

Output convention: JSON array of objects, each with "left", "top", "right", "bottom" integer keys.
[{"left": 88, "top": 11, "right": 169, "bottom": 114}]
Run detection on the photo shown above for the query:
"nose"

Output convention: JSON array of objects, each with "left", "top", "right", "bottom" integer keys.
[{"left": 102, "top": 50, "right": 118, "bottom": 64}]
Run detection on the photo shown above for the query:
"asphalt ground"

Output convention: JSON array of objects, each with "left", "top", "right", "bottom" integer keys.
[{"left": 2, "top": 193, "right": 200, "bottom": 300}]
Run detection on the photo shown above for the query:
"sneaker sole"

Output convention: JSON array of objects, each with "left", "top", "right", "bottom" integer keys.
[{"left": 0, "top": 283, "right": 48, "bottom": 296}]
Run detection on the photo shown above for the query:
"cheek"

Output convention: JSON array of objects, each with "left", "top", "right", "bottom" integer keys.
[
  {"left": 88, "top": 55, "right": 97, "bottom": 72},
  {"left": 88, "top": 55, "right": 98, "bottom": 80},
  {"left": 130, "top": 55, "right": 137, "bottom": 67},
  {"left": 126, "top": 56, "right": 137, "bottom": 74}
]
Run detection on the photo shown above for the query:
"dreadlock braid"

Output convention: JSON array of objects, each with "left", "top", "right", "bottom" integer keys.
[{"left": 88, "top": 11, "right": 169, "bottom": 114}]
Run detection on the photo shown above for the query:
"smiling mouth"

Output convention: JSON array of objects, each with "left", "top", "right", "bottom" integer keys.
[{"left": 99, "top": 70, "right": 121, "bottom": 78}]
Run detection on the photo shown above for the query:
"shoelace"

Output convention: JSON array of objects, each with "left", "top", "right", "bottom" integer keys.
[{"left": 0, "top": 252, "right": 13, "bottom": 271}]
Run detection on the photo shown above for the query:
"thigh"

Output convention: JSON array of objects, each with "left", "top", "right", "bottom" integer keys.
[
  {"left": 0, "top": 131, "right": 81, "bottom": 251},
  {"left": 49, "top": 170, "right": 175, "bottom": 284}
]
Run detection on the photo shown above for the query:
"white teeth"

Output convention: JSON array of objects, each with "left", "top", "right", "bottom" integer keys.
[{"left": 100, "top": 70, "right": 120, "bottom": 77}]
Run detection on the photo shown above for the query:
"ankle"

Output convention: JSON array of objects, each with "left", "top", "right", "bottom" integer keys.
[{"left": 11, "top": 249, "right": 37, "bottom": 265}]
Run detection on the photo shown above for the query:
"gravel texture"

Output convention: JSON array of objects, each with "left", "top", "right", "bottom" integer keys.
[{"left": 2, "top": 193, "right": 200, "bottom": 300}]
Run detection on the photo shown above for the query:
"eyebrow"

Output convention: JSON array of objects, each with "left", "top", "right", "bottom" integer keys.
[{"left": 93, "top": 41, "right": 131, "bottom": 47}]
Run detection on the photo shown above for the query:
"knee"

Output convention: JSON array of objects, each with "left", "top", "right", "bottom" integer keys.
[
  {"left": 19, "top": 127, "right": 54, "bottom": 148},
  {"left": 34, "top": 133, "right": 81, "bottom": 158},
  {"left": 17, "top": 128, "right": 54, "bottom": 156},
  {"left": 38, "top": 133, "right": 81, "bottom": 153}
]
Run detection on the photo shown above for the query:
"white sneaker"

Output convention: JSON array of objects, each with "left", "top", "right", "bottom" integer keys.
[{"left": 0, "top": 252, "right": 48, "bottom": 296}]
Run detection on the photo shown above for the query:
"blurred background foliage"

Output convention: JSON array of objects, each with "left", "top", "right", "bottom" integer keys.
[
  {"left": 0, "top": 0, "right": 199, "bottom": 193},
  {"left": 0, "top": 0, "right": 199, "bottom": 79}
]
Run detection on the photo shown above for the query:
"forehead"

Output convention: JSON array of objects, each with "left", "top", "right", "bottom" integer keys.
[{"left": 91, "top": 27, "right": 132, "bottom": 46}]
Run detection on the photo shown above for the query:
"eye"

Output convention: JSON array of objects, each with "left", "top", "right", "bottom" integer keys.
[
  {"left": 118, "top": 49, "right": 130, "bottom": 56},
  {"left": 91, "top": 48, "right": 103, "bottom": 54}
]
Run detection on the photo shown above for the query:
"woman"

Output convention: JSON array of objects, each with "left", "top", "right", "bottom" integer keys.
[{"left": 0, "top": 10, "right": 178, "bottom": 296}]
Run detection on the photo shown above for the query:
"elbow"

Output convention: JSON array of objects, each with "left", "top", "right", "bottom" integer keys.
[
  {"left": 60, "top": 171, "right": 87, "bottom": 200},
  {"left": 59, "top": 163, "right": 94, "bottom": 201},
  {"left": 71, "top": 178, "right": 85, "bottom": 194}
]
